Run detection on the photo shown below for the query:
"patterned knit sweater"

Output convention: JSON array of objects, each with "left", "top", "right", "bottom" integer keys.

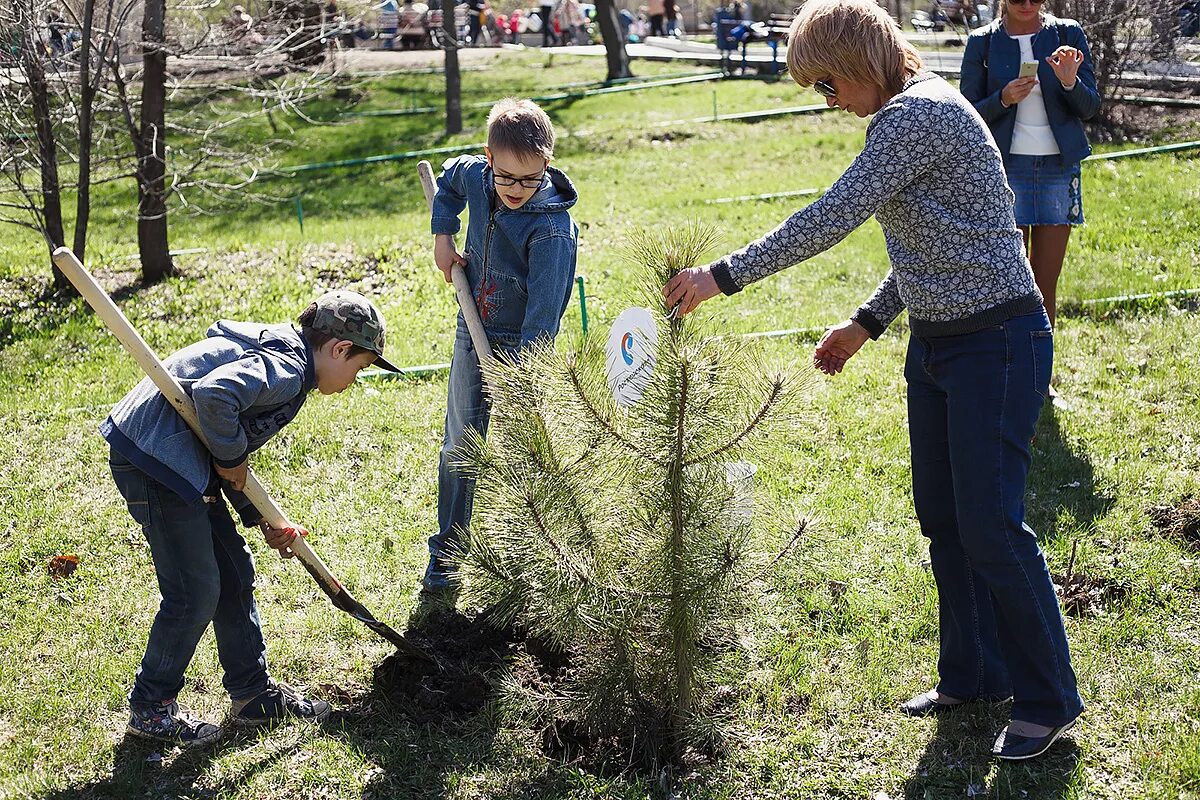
[{"left": 710, "top": 73, "right": 1043, "bottom": 339}]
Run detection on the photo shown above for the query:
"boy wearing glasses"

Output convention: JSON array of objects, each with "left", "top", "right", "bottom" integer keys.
[{"left": 424, "top": 97, "right": 579, "bottom": 593}]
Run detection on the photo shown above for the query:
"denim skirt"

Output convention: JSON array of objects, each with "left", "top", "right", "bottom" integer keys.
[{"left": 1005, "top": 154, "right": 1084, "bottom": 227}]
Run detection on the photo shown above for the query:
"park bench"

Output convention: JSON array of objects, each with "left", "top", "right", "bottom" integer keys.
[{"left": 713, "top": 9, "right": 792, "bottom": 75}]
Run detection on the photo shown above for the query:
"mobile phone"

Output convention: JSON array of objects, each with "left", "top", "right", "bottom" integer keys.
[{"left": 1019, "top": 60, "right": 1039, "bottom": 78}]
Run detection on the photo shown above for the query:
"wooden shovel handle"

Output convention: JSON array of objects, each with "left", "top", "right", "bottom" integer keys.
[
  {"left": 416, "top": 159, "right": 496, "bottom": 370},
  {"left": 51, "top": 246, "right": 343, "bottom": 595}
]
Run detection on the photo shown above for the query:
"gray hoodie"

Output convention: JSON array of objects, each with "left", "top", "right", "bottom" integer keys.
[{"left": 101, "top": 321, "right": 316, "bottom": 523}]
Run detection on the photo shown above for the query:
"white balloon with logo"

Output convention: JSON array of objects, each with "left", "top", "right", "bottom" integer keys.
[{"left": 605, "top": 307, "right": 659, "bottom": 407}]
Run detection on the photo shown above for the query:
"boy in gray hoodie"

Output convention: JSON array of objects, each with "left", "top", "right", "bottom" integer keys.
[{"left": 102, "top": 290, "right": 397, "bottom": 747}]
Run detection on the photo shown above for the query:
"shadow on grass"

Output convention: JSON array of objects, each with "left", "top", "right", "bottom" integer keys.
[
  {"left": 321, "top": 603, "right": 515, "bottom": 799},
  {"left": 325, "top": 701, "right": 504, "bottom": 799},
  {"left": 321, "top": 602, "right": 637, "bottom": 798},
  {"left": 0, "top": 271, "right": 152, "bottom": 354},
  {"left": 1026, "top": 404, "right": 1115, "bottom": 542},
  {"left": 40, "top": 728, "right": 298, "bottom": 800},
  {"left": 903, "top": 707, "right": 1082, "bottom": 800}
]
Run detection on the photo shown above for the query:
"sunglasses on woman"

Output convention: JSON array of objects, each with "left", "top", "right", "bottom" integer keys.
[
  {"left": 814, "top": 79, "right": 837, "bottom": 98},
  {"left": 1008, "top": 0, "right": 1045, "bottom": 6}
]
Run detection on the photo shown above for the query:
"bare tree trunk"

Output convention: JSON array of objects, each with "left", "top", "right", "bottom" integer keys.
[
  {"left": 73, "top": 0, "right": 98, "bottom": 263},
  {"left": 594, "top": 0, "right": 631, "bottom": 81},
  {"left": 22, "top": 23, "right": 69, "bottom": 290},
  {"left": 138, "top": 0, "right": 173, "bottom": 282},
  {"left": 443, "top": 1, "right": 462, "bottom": 135}
]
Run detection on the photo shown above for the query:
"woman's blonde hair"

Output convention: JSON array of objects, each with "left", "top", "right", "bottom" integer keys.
[{"left": 786, "top": 0, "right": 924, "bottom": 99}]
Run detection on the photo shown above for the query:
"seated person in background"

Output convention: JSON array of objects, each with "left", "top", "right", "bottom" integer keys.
[
  {"left": 376, "top": 0, "right": 400, "bottom": 49},
  {"left": 223, "top": 4, "right": 265, "bottom": 46},
  {"left": 398, "top": 0, "right": 429, "bottom": 48}
]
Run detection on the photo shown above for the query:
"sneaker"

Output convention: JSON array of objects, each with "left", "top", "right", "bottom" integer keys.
[
  {"left": 230, "top": 680, "right": 331, "bottom": 728},
  {"left": 127, "top": 700, "right": 222, "bottom": 748}
]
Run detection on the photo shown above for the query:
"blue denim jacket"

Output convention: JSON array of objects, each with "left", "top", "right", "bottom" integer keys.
[
  {"left": 960, "top": 15, "right": 1101, "bottom": 165},
  {"left": 431, "top": 155, "right": 579, "bottom": 350}
]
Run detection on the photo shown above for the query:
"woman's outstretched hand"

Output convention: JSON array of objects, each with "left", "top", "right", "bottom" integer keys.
[
  {"left": 1047, "top": 46, "right": 1083, "bottom": 89},
  {"left": 662, "top": 265, "right": 720, "bottom": 317},
  {"left": 813, "top": 319, "right": 870, "bottom": 375}
]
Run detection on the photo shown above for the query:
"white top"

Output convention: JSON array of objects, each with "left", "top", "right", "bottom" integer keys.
[{"left": 1010, "top": 33, "right": 1060, "bottom": 156}]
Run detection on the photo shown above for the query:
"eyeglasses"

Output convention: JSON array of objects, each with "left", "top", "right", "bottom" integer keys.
[
  {"left": 493, "top": 170, "right": 546, "bottom": 189},
  {"left": 814, "top": 79, "right": 837, "bottom": 98},
  {"left": 1008, "top": 0, "right": 1045, "bottom": 6}
]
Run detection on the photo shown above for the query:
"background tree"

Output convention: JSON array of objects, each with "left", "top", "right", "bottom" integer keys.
[
  {"left": 594, "top": 0, "right": 631, "bottom": 81},
  {"left": 1, "top": 0, "right": 71, "bottom": 289},
  {"left": 1049, "top": 0, "right": 1186, "bottom": 130},
  {"left": 2, "top": 0, "right": 339, "bottom": 285},
  {"left": 135, "top": 0, "right": 172, "bottom": 281},
  {"left": 440, "top": 0, "right": 462, "bottom": 134},
  {"left": 453, "top": 223, "right": 814, "bottom": 766}
]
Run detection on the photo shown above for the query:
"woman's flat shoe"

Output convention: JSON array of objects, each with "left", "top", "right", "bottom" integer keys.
[
  {"left": 899, "top": 691, "right": 965, "bottom": 717},
  {"left": 991, "top": 718, "right": 1077, "bottom": 760}
]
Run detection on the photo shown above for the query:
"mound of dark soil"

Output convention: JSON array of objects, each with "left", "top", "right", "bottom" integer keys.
[
  {"left": 373, "top": 607, "right": 515, "bottom": 718},
  {"left": 372, "top": 606, "right": 571, "bottom": 722},
  {"left": 1148, "top": 498, "right": 1200, "bottom": 549}
]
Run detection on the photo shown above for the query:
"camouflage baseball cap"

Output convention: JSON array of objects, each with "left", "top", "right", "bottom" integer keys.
[{"left": 311, "top": 290, "right": 399, "bottom": 372}]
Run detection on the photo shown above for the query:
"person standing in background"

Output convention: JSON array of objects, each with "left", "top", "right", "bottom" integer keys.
[
  {"left": 664, "top": 0, "right": 679, "bottom": 35},
  {"left": 647, "top": 0, "right": 665, "bottom": 36},
  {"left": 960, "top": 0, "right": 1100, "bottom": 400},
  {"left": 540, "top": 0, "right": 558, "bottom": 45}
]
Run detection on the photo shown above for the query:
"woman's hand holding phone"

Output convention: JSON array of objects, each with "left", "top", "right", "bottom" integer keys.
[{"left": 1001, "top": 75, "right": 1037, "bottom": 107}]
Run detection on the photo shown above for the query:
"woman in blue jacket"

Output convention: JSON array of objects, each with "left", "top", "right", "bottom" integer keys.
[{"left": 960, "top": 1, "right": 1100, "bottom": 392}]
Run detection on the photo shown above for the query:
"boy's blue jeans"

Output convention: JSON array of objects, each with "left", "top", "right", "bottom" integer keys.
[
  {"left": 110, "top": 451, "right": 269, "bottom": 709},
  {"left": 425, "top": 330, "right": 490, "bottom": 589},
  {"left": 905, "top": 310, "right": 1083, "bottom": 727}
]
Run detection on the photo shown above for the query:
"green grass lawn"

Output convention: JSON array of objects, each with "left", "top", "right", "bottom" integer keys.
[{"left": 1, "top": 50, "right": 1198, "bottom": 799}]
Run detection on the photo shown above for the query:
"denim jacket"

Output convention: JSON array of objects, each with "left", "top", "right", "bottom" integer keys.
[
  {"left": 431, "top": 155, "right": 579, "bottom": 351},
  {"left": 101, "top": 321, "right": 316, "bottom": 523},
  {"left": 960, "top": 15, "right": 1101, "bottom": 165}
]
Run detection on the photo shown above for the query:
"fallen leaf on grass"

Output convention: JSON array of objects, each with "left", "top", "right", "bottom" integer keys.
[{"left": 47, "top": 554, "right": 79, "bottom": 579}]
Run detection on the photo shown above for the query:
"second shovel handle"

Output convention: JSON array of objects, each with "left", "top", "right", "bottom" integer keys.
[{"left": 416, "top": 159, "right": 495, "bottom": 370}]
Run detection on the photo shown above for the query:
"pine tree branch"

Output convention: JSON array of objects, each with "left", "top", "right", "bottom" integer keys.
[
  {"left": 732, "top": 518, "right": 808, "bottom": 592},
  {"left": 668, "top": 354, "right": 694, "bottom": 746},
  {"left": 524, "top": 490, "right": 589, "bottom": 585},
  {"left": 566, "top": 356, "right": 662, "bottom": 465},
  {"left": 612, "top": 632, "right": 651, "bottom": 713},
  {"left": 527, "top": 413, "right": 594, "bottom": 548},
  {"left": 684, "top": 374, "right": 785, "bottom": 467}
]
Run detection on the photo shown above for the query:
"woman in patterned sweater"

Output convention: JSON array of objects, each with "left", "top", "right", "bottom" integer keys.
[{"left": 663, "top": 0, "right": 1083, "bottom": 762}]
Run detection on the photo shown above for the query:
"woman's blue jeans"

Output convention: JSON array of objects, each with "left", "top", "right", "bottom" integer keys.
[
  {"left": 110, "top": 452, "right": 269, "bottom": 708},
  {"left": 905, "top": 310, "right": 1083, "bottom": 727}
]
